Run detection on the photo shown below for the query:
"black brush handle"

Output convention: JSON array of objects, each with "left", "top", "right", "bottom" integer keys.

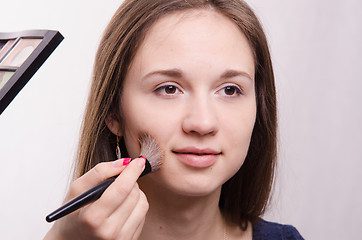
[
  {"left": 139, "top": 156, "right": 152, "bottom": 177},
  {"left": 46, "top": 177, "right": 115, "bottom": 222},
  {"left": 46, "top": 158, "right": 151, "bottom": 223}
]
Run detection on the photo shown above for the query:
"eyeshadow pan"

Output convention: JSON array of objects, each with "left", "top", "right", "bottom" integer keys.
[
  {"left": 0, "top": 30, "right": 63, "bottom": 114},
  {"left": 0, "top": 71, "right": 15, "bottom": 91},
  {"left": 0, "top": 39, "right": 16, "bottom": 61},
  {"left": 0, "top": 38, "right": 42, "bottom": 67}
]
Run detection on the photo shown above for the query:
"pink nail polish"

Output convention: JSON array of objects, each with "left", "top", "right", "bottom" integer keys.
[{"left": 123, "top": 158, "right": 131, "bottom": 165}]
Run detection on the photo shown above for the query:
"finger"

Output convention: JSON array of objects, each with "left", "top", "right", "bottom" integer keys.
[
  {"left": 107, "top": 187, "right": 148, "bottom": 240},
  {"left": 75, "top": 185, "right": 140, "bottom": 240},
  {"left": 122, "top": 190, "right": 149, "bottom": 240},
  {"left": 67, "top": 158, "right": 131, "bottom": 200},
  {"left": 105, "top": 183, "right": 141, "bottom": 227},
  {"left": 97, "top": 184, "right": 143, "bottom": 239},
  {"left": 131, "top": 217, "right": 146, "bottom": 240},
  {"left": 88, "top": 157, "right": 146, "bottom": 218}
]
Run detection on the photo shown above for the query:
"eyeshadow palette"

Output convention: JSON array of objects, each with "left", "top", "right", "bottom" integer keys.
[{"left": 0, "top": 30, "right": 63, "bottom": 114}]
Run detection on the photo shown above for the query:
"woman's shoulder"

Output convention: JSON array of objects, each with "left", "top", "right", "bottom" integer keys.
[{"left": 252, "top": 218, "right": 304, "bottom": 240}]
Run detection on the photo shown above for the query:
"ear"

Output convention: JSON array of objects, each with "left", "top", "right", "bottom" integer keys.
[{"left": 105, "top": 113, "right": 122, "bottom": 136}]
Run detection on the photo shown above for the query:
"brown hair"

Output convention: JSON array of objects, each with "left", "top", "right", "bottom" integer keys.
[{"left": 75, "top": 0, "right": 277, "bottom": 230}]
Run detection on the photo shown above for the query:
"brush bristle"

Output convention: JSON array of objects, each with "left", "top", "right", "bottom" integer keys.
[{"left": 139, "top": 134, "right": 163, "bottom": 172}]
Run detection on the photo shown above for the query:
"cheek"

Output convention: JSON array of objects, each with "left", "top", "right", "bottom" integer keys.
[
  {"left": 221, "top": 125, "right": 255, "bottom": 180},
  {"left": 222, "top": 102, "right": 256, "bottom": 161},
  {"left": 120, "top": 95, "right": 180, "bottom": 157}
]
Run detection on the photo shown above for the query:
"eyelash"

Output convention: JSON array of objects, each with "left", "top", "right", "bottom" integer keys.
[
  {"left": 218, "top": 84, "right": 244, "bottom": 96},
  {"left": 154, "top": 84, "right": 182, "bottom": 96},
  {"left": 153, "top": 83, "right": 243, "bottom": 97}
]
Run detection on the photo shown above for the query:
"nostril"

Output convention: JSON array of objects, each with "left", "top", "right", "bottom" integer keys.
[
  {"left": 181, "top": 98, "right": 219, "bottom": 136},
  {"left": 182, "top": 116, "right": 218, "bottom": 136}
]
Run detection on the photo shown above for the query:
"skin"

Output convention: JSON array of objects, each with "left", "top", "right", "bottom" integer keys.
[
  {"left": 44, "top": 157, "right": 149, "bottom": 240},
  {"left": 120, "top": 9, "right": 256, "bottom": 197},
  {"left": 45, "top": 8, "right": 256, "bottom": 240}
]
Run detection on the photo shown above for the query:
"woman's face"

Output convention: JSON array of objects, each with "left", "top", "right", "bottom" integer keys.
[{"left": 111, "top": 9, "right": 256, "bottom": 196}]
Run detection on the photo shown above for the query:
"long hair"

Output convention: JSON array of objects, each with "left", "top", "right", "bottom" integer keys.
[{"left": 75, "top": 0, "right": 277, "bottom": 230}]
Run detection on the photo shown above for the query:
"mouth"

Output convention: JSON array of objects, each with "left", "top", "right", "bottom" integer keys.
[
  {"left": 173, "top": 146, "right": 221, "bottom": 155},
  {"left": 172, "top": 147, "right": 222, "bottom": 168}
]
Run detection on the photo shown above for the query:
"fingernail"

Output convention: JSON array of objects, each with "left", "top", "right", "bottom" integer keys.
[
  {"left": 113, "top": 158, "right": 131, "bottom": 167},
  {"left": 123, "top": 158, "right": 131, "bottom": 165}
]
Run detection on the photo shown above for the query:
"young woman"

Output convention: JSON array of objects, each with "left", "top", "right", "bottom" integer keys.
[{"left": 45, "top": 0, "right": 303, "bottom": 239}]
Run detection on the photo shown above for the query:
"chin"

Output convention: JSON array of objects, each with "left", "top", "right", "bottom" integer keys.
[
  {"left": 174, "top": 187, "right": 221, "bottom": 198},
  {"left": 141, "top": 169, "right": 228, "bottom": 199}
]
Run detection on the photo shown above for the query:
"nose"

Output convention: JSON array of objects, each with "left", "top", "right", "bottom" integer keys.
[{"left": 182, "top": 95, "right": 219, "bottom": 136}]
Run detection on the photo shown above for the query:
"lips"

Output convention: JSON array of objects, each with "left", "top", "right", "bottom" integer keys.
[{"left": 172, "top": 147, "right": 221, "bottom": 168}]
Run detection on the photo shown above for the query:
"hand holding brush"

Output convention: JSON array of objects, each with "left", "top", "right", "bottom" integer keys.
[{"left": 44, "top": 134, "right": 162, "bottom": 240}]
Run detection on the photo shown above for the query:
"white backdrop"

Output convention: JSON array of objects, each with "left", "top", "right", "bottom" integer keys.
[{"left": 0, "top": 1, "right": 361, "bottom": 239}]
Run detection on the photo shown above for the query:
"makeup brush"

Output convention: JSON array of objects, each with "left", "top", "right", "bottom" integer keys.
[{"left": 46, "top": 134, "right": 162, "bottom": 223}]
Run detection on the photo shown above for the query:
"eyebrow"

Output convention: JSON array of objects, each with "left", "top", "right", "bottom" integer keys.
[
  {"left": 220, "top": 69, "right": 253, "bottom": 81},
  {"left": 143, "top": 68, "right": 253, "bottom": 81},
  {"left": 143, "top": 69, "right": 183, "bottom": 80}
]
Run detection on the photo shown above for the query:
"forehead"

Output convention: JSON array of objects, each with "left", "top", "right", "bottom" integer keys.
[{"left": 128, "top": 9, "right": 255, "bottom": 78}]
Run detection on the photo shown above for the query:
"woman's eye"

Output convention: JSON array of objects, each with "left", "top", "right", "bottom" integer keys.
[
  {"left": 164, "top": 85, "right": 177, "bottom": 94},
  {"left": 154, "top": 84, "right": 181, "bottom": 95},
  {"left": 219, "top": 85, "right": 243, "bottom": 96}
]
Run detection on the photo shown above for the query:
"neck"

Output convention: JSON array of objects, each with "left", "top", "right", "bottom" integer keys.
[{"left": 138, "top": 178, "right": 225, "bottom": 240}]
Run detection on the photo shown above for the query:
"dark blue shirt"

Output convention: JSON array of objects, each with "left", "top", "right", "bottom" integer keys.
[{"left": 253, "top": 219, "right": 304, "bottom": 240}]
